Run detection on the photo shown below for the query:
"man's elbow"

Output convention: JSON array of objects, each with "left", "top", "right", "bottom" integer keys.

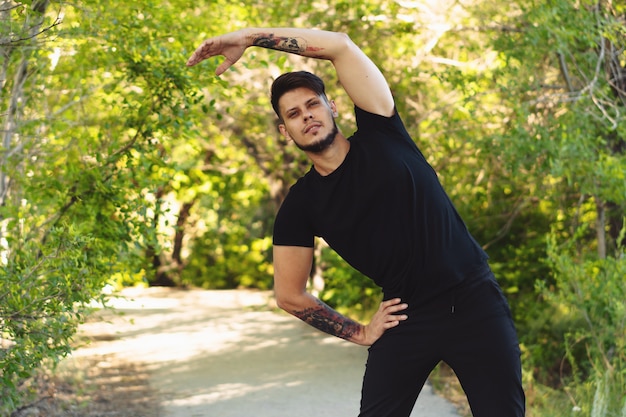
[
  {"left": 336, "top": 32, "right": 356, "bottom": 53},
  {"left": 274, "top": 292, "right": 293, "bottom": 312},
  {"left": 274, "top": 288, "right": 303, "bottom": 313}
]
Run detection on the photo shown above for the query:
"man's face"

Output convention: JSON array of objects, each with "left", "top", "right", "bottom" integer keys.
[{"left": 277, "top": 87, "right": 338, "bottom": 154}]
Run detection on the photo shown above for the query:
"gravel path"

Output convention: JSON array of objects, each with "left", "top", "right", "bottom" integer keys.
[{"left": 73, "top": 288, "right": 461, "bottom": 417}]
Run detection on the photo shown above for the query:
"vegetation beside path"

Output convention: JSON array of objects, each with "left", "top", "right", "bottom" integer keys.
[{"left": 2, "top": 1, "right": 624, "bottom": 416}]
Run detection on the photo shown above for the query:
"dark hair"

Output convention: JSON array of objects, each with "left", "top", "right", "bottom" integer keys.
[{"left": 271, "top": 71, "right": 327, "bottom": 119}]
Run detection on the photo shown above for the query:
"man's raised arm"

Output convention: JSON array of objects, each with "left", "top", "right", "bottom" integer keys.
[{"left": 186, "top": 28, "right": 394, "bottom": 117}]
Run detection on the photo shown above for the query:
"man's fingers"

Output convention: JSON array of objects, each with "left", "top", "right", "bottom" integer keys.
[
  {"left": 383, "top": 313, "right": 408, "bottom": 329},
  {"left": 215, "top": 57, "right": 236, "bottom": 76},
  {"left": 380, "top": 298, "right": 408, "bottom": 312},
  {"left": 379, "top": 298, "right": 408, "bottom": 326},
  {"left": 388, "top": 312, "right": 408, "bottom": 322},
  {"left": 186, "top": 52, "right": 204, "bottom": 67},
  {"left": 186, "top": 40, "right": 216, "bottom": 66},
  {"left": 381, "top": 297, "right": 402, "bottom": 307}
]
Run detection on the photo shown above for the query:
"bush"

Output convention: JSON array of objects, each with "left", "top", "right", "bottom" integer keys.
[
  {"left": 318, "top": 245, "right": 382, "bottom": 320},
  {"left": 535, "top": 230, "right": 626, "bottom": 416},
  {"left": 0, "top": 227, "right": 110, "bottom": 414}
]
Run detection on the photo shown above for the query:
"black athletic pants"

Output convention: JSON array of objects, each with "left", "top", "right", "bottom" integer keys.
[{"left": 358, "top": 268, "right": 525, "bottom": 417}]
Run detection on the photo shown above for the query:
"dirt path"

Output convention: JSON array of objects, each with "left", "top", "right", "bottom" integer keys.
[{"left": 69, "top": 287, "right": 461, "bottom": 417}]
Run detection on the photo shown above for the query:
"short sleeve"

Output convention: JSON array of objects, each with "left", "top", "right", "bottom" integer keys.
[{"left": 272, "top": 189, "right": 315, "bottom": 247}]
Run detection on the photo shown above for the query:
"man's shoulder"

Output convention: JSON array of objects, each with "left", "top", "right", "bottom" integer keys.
[
  {"left": 282, "top": 170, "right": 316, "bottom": 201},
  {"left": 353, "top": 105, "right": 404, "bottom": 133},
  {"left": 351, "top": 105, "right": 425, "bottom": 159},
  {"left": 354, "top": 105, "right": 398, "bottom": 119}
]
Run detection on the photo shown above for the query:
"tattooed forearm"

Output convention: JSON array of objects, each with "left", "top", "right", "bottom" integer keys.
[
  {"left": 292, "top": 299, "right": 361, "bottom": 341},
  {"left": 252, "top": 33, "right": 307, "bottom": 54}
]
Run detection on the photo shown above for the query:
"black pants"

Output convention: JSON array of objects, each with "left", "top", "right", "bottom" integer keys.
[{"left": 358, "top": 268, "right": 525, "bottom": 417}]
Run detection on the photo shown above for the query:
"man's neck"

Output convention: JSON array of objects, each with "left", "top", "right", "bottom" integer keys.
[{"left": 308, "top": 134, "right": 350, "bottom": 176}]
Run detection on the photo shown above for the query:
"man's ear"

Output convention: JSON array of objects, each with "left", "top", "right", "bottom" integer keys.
[
  {"left": 278, "top": 123, "right": 292, "bottom": 140},
  {"left": 330, "top": 100, "right": 338, "bottom": 117}
]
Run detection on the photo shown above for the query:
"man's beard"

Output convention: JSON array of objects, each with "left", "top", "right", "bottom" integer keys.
[{"left": 294, "top": 123, "right": 338, "bottom": 154}]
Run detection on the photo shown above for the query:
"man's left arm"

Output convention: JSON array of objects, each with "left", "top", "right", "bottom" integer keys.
[
  {"left": 186, "top": 27, "right": 395, "bottom": 117},
  {"left": 273, "top": 245, "right": 408, "bottom": 346}
]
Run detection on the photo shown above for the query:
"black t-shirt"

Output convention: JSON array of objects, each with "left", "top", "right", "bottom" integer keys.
[{"left": 273, "top": 106, "right": 488, "bottom": 305}]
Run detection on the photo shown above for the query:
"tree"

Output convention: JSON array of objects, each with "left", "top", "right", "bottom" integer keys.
[
  {"left": 0, "top": 0, "right": 197, "bottom": 410},
  {"left": 484, "top": 0, "right": 625, "bottom": 413}
]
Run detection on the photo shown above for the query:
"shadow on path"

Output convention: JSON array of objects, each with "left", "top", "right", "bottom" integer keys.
[{"left": 73, "top": 288, "right": 461, "bottom": 417}]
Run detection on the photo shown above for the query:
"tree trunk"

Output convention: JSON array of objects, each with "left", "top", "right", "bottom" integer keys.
[
  {"left": 172, "top": 198, "right": 197, "bottom": 267},
  {"left": 0, "top": 0, "right": 50, "bottom": 213},
  {"left": 309, "top": 239, "right": 326, "bottom": 297}
]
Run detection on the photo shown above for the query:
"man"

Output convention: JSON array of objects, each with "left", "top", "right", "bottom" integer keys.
[{"left": 187, "top": 28, "right": 525, "bottom": 417}]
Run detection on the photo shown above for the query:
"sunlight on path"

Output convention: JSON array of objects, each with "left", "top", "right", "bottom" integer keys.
[{"left": 72, "top": 288, "right": 460, "bottom": 417}]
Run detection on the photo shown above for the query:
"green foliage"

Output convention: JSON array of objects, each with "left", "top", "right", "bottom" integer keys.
[
  {"left": 0, "top": 227, "right": 109, "bottom": 412},
  {"left": 318, "top": 246, "right": 381, "bottom": 320},
  {"left": 483, "top": 4, "right": 625, "bottom": 414},
  {"left": 180, "top": 171, "right": 274, "bottom": 290},
  {"left": 0, "top": 0, "right": 196, "bottom": 411},
  {"left": 0, "top": 0, "right": 624, "bottom": 414},
  {"left": 539, "top": 230, "right": 626, "bottom": 416}
]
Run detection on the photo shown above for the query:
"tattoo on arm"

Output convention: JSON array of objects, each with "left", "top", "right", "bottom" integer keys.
[
  {"left": 292, "top": 299, "right": 361, "bottom": 341},
  {"left": 252, "top": 33, "right": 309, "bottom": 54}
]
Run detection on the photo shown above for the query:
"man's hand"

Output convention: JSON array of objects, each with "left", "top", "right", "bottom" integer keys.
[
  {"left": 186, "top": 30, "right": 249, "bottom": 74},
  {"left": 358, "top": 298, "right": 408, "bottom": 346}
]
